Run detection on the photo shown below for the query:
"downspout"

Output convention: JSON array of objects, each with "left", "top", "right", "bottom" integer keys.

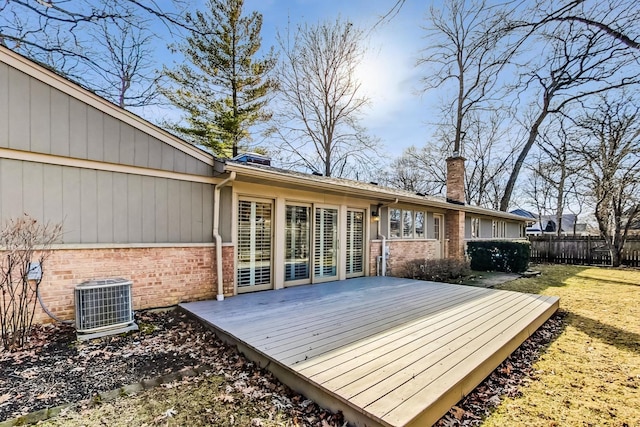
[
  {"left": 213, "top": 171, "right": 236, "bottom": 301},
  {"left": 377, "top": 198, "right": 399, "bottom": 276}
]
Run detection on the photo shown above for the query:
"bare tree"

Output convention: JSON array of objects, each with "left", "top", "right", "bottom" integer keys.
[
  {"left": 525, "top": 117, "right": 585, "bottom": 235},
  {"left": 89, "top": 16, "right": 159, "bottom": 108},
  {"left": 418, "top": 0, "right": 514, "bottom": 156},
  {"left": 460, "top": 112, "right": 518, "bottom": 209},
  {"left": 385, "top": 0, "right": 640, "bottom": 50},
  {"left": 385, "top": 112, "right": 517, "bottom": 208},
  {"left": 522, "top": 0, "right": 640, "bottom": 51},
  {"left": 499, "top": 19, "right": 640, "bottom": 211},
  {"left": 381, "top": 145, "right": 446, "bottom": 195},
  {"left": 0, "top": 1, "right": 187, "bottom": 104},
  {"left": 272, "top": 18, "right": 380, "bottom": 178},
  {"left": 572, "top": 93, "right": 640, "bottom": 266}
]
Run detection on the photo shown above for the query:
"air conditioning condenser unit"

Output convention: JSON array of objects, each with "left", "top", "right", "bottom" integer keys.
[{"left": 75, "top": 278, "right": 138, "bottom": 341}]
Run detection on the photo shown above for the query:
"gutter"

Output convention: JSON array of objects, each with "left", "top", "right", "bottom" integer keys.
[
  {"left": 213, "top": 171, "right": 236, "bottom": 301},
  {"left": 224, "top": 163, "right": 528, "bottom": 222}
]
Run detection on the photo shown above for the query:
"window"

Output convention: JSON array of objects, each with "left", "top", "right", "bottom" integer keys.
[
  {"left": 402, "top": 210, "right": 414, "bottom": 238},
  {"left": 390, "top": 209, "right": 427, "bottom": 239},
  {"left": 434, "top": 215, "right": 441, "bottom": 241},
  {"left": 389, "top": 208, "right": 401, "bottom": 238},
  {"left": 492, "top": 220, "right": 506, "bottom": 238},
  {"left": 471, "top": 217, "right": 480, "bottom": 239},
  {"left": 415, "top": 212, "right": 425, "bottom": 238}
]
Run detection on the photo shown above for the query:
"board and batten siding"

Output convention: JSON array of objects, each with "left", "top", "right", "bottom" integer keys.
[
  {"left": 0, "top": 158, "right": 214, "bottom": 244},
  {"left": 0, "top": 62, "right": 211, "bottom": 177}
]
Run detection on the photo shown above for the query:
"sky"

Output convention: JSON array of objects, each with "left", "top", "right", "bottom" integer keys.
[
  {"left": 246, "top": 0, "right": 434, "bottom": 157},
  {"left": 155, "top": 0, "right": 439, "bottom": 158}
]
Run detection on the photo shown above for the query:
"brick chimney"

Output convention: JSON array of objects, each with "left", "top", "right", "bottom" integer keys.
[
  {"left": 445, "top": 156, "right": 466, "bottom": 260},
  {"left": 446, "top": 156, "right": 466, "bottom": 205}
]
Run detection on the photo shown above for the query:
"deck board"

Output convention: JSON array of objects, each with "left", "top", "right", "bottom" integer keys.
[{"left": 181, "top": 276, "right": 558, "bottom": 427}]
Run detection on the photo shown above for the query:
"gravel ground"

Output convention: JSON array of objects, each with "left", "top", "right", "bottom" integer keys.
[{"left": 0, "top": 307, "right": 565, "bottom": 426}]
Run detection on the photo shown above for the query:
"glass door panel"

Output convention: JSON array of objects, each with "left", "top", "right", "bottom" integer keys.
[
  {"left": 314, "top": 207, "right": 338, "bottom": 281},
  {"left": 434, "top": 214, "right": 444, "bottom": 259},
  {"left": 346, "top": 210, "right": 365, "bottom": 277},
  {"left": 237, "top": 199, "right": 273, "bottom": 292},
  {"left": 285, "top": 205, "right": 311, "bottom": 283}
]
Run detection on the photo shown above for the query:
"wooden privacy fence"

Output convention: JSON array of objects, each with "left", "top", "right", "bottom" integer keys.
[{"left": 529, "top": 235, "right": 640, "bottom": 267}]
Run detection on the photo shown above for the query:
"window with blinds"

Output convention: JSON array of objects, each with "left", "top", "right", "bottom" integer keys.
[
  {"left": 237, "top": 199, "right": 272, "bottom": 289},
  {"left": 314, "top": 207, "right": 338, "bottom": 279},
  {"left": 415, "top": 211, "right": 425, "bottom": 238},
  {"left": 346, "top": 210, "right": 364, "bottom": 276},
  {"left": 285, "top": 205, "right": 311, "bottom": 282},
  {"left": 434, "top": 215, "right": 441, "bottom": 241}
]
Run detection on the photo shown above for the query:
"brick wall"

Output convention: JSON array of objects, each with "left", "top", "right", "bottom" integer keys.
[
  {"left": 33, "top": 245, "right": 235, "bottom": 324},
  {"left": 221, "top": 246, "right": 235, "bottom": 295},
  {"left": 369, "top": 240, "right": 382, "bottom": 276},
  {"left": 446, "top": 156, "right": 466, "bottom": 204},
  {"left": 446, "top": 210, "right": 466, "bottom": 260},
  {"left": 369, "top": 240, "right": 438, "bottom": 277}
]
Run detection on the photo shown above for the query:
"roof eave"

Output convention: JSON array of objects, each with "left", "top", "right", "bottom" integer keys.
[{"left": 224, "top": 163, "right": 528, "bottom": 222}]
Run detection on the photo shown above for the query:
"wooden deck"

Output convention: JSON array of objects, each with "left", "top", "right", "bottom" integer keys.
[{"left": 181, "top": 277, "right": 558, "bottom": 427}]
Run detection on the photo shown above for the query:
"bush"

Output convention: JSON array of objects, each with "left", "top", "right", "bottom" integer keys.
[
  {"left": 397, "top": 258, "right": 471, "bottom": 283},
  {"left": 0, "top": 214, "right": 62, "bottom": 350},
  {"left": 466, "top": 240, "right": 530, "bottom": 273}
]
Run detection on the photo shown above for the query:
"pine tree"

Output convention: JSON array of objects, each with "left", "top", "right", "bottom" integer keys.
[{"left": 161, "top": 0, "right": 276, "bottom": 157}]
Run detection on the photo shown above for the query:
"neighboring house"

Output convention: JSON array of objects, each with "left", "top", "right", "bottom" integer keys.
[
  {"left": 511, "top": 209, "right": 596, "bottom": 236},
  {"left": 0, "top": 46, "right": 530, "bottom": 324}
]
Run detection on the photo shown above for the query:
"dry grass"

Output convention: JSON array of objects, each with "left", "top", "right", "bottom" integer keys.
[
  {"left": 485, "top": 264, "right": 640, "bottom": 426},
  {"left": 30, "top": 265, "right": 640, "bottom": 426},
  {"left": 41, "top": 375, "right": 298, "bottom": 427}
]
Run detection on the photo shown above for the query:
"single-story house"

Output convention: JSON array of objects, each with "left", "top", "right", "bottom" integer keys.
[{"left": 0, "top": 46, "right": 530, "bottom": 324}]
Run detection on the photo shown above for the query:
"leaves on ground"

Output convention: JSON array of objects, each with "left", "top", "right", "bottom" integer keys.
[{"left": 0, "top": 309, "right": 346, "bottom": 426}]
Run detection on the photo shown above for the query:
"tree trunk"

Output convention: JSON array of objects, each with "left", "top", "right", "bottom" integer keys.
[{"left": 500, "top": 108, "right": 550, "bottom": 211}]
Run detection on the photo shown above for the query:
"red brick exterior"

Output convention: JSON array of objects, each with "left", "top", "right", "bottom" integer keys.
[
  {"left": 446, "top": 156, "right": 466, "bottom": 204},
  {"left": 33, "top": 245, "right": 235, "bottom": 324},
  {"left": 446, "top": 210, "right": 466, "bottom": 260},
  {"left": 369, "top": 240, "right": 438, "bottom": 277},
  {"left": 220, "top": 246, "right": 235, "bottom": 296},
  {"left": 445, "top": 156, "right": 467, "bottom": 260},
  {"left": 368, "top": 240, "right": 382, "bottom": 276}
]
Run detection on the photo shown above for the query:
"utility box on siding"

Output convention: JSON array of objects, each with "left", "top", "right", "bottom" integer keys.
[{"left": 74, "top": 278, "right": 138, "bottom": 341}]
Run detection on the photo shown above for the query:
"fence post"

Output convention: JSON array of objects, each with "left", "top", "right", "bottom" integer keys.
[{"left": 587, "top": 235, "right": 591, "bottom": 265}]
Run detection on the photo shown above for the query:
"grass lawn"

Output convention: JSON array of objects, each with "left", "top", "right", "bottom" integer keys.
[
  {"left": 33, "top": 265, "right": 640, "bottom": 426},
  {"left": 484, "top": 264, "right": 640, "bottom": 426}
]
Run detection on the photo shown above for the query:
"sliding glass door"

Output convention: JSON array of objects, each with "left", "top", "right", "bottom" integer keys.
[
  {"left": 237, "top": 199, "right": 273, "bottom": 292},
  {"left": 346, "top": 209, "right": 365, "bottom": 277},
  {"left": 285, "top": 204, "right": 311, "bottom": 284},
  {"left": 313, "top": 207, "right": 338, "bottom": 282}
]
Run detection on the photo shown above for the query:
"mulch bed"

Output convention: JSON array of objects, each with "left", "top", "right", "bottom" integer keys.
[{"left": 0, "top": 308, "right": 565, "bottom": 425}]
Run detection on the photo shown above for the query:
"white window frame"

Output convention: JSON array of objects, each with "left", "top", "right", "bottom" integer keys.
[{"left": 471, "top": 217, "right": 480, "bottom": 239}]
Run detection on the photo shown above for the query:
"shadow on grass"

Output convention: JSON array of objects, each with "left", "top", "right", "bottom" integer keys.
[
  {"left": 497, "top": 264, "right": 591, "bottom": 294},
  {"left": 569, "top": 312, "right": 640, "bottom": 355},
  {"left": 574, "top": 272, "right": 640, "bottom": 287}
]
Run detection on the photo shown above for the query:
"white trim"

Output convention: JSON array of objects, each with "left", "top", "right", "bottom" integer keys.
[
  {"left": 0, "top": 46, "right": 214, "bottom": 165},
  {"left": 0, "top": 148, "right": 220, "bottom": 184},
  {"left": 226, "top": 163, "right": 529, "bottom": 222}
]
